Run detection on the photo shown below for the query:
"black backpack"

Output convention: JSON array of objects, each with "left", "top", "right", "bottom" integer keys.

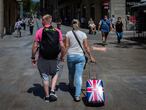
[{"left": 39, "top": 26, "right": 61, "bottom": 60}]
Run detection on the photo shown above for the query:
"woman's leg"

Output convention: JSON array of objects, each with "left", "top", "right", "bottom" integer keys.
[
  {"left": 67, "top": 56, "right": 75, "bottom": 86},
  {"left": 74, "top": 57, "right": 85, "bottom": 97}
]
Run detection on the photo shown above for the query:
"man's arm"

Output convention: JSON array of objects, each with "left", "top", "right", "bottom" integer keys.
[
  {"left": 59, "top": 41, "right": 66, "bottom": 61},
  {"left": 31, "top": 41, "right": 39, "bottom": 63},
  {"left": 98, "top": 20, "right": 102, "bottom": 31}
]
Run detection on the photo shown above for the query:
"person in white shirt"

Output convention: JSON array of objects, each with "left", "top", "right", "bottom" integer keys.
[
  {"left": 64, "top": 19, "right": 96, "bottom": 102},
  {"left": 14, "top": 19, "right": 22, "bottom": 37},
  {"left": 111, "top": 15, "right": 116, "bottom": 29},
  {"left": 88, "top": 18, "right": 96, "bottom": 34}
]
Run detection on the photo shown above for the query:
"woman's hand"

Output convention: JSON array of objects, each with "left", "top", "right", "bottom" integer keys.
[{"left": 90, "top": 56, "right": 96, "bottom": 63}]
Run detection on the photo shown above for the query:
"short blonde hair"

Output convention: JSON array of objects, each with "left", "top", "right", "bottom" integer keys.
[{"left": 42, "top": 14, "right": 52, "bottom": 23}]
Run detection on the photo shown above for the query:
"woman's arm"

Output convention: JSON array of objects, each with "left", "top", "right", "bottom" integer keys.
[
  {"left": 83, "top": 39, "right": 96, "bottom": 62},
  {"left": 61, "top": 36, "right": 70, "bottom": 59}
]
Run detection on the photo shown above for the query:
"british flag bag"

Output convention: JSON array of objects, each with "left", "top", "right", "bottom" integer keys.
[{"left": 86, "top": 63, "right": 105, "bottom": 105}]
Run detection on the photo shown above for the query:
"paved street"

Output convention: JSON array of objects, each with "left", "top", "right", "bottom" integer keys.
[{"left": 0, "top": 21, "right": 146, "bottom": 110}]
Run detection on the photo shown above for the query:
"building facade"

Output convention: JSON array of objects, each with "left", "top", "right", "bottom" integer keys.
[
  {"left": 0, "top": 0, "right": 30, "bottom": 37},
  {"left": 4, "top": 0, "right": 19, "bottom": 34},
  {"left": 0, "top": 0, "right": 19, "bottom": 36},
  {"left": 40, "top": 0, "right": 126, "bottom": 25},
  {"left": 40, "top": 0, "right": 143, "bottom": 30},
  {"left": 0, "top": 0, "right": 4, "bottom": 37}
]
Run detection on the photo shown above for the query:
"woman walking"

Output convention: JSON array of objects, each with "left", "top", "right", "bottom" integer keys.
[{"left": 64, "top": 19, "right": 96, "bottom": 102}]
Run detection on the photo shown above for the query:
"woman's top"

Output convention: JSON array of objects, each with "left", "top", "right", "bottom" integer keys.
[{"left": 66, "top": 30, "right": 87, "bottom": 55}]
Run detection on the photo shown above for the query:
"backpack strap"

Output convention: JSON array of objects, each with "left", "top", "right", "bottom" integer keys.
[{"left": 101, "top": 19, "right": 110, "bottom": 28}]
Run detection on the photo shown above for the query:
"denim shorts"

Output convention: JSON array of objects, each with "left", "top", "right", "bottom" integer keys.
[{"left": 37, "top": 57, "right": 59, "bottom": 81}]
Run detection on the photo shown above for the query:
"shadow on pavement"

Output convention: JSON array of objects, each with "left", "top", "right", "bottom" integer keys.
[
  {"left": 125, "top": 36, "right": 146, "bottom": 44},
  {"left": 57, "top": 82, "right": 75, "bottom": 100},
  {"left": 27, "top": 83, "right": 75, "bottom": 100},
  {"left": 109, "top": 41, "right": 146, "bottom": 49},
  {"left": 56, "top": 82, "right": 69, "bottom": 92},
  {"left": 93, "top": 43, "right": 104, "bottom": 46},
  {"left": 27, "top": 83, "right": 44, "bottom": 99}
]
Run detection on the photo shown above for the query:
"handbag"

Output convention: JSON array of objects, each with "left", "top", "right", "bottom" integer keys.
[{"left": 72, "top": 30, "right": 88, "bottom": 69}]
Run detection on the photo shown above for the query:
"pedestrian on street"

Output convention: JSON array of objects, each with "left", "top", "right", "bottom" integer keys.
[
  {"left": 80, "top": 16, "right": 86, "bottom": 28},
  {"left": 64, "top": 19, "right": 96, "bottom": 102},
  {"left": 56, "top": 17, "right": 62, "bottom": 30},
  {"left": 88, "top": 18, "right": 96, "bottom": 35},
  {"left": 98, "top": 15, "right": 112, "bottom": 46},
  {"left": 111, "top": 15, "right": 116, "bottom": 29},
  {"left": 31, "top": 14, "right": 65, "bottom": 102},
  {"left": 115, "top": 17, "right": 123, "bottom": 43},
  {"left": 28, "top": 17, "right": 34, "bottom": 35},
  {"left": 22, "top": 18, "right": 26, "bottom": 30},
  {"left": 14, "top": 18, "right": 22, "bottom": 37}
]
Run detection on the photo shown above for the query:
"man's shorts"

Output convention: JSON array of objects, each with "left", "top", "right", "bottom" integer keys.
[{"left": 37, "top": 57, "right": 59, "bottom": 81}]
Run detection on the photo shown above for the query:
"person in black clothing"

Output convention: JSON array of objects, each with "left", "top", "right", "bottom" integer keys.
[
  {"left": 115, "top": 17, "right": 123, "bottom": 43},
  {"left": 28, "top": 17, "right": 34, "bottom": 35}
]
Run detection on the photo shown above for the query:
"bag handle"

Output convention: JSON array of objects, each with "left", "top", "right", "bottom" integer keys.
[{"left": 89, "top": 62, "right": 98, "bottom": 79}]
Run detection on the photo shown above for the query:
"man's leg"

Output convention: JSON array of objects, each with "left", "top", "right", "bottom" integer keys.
[
  {"left": 17, "top": 29, "right": 19, "bottom": 37},
  {"left": 19, "top": 30, "right": 21, "bottom": 37},
  {"left": 102, "top": 32, "right": 106, "bottom": 45},
  {"left": 105, "top": 32, "right": 109, "bottom": 43},
  {"left": 37, "top": 58, "right": 50, "bottom": 102},
  {"left": 48, "top": 74, "right": 58, "bottom": 102},
  {"left": 49, "top": 60, "right": 60, "bottom": 102},
  {"left": 120, "top": 32, "right": 123, "bottom": 42},
  {"left": 116, "top": 32, "right": 120, "bottom": 43},
  {"left": 51, "top": 73, "right": 58, "bottom": 91},
  {"left": 41, "top": 73, "right": 50, "bottom": 102},
  {"left": 43, "top": 81, "right": 49, "bottom": 96}
]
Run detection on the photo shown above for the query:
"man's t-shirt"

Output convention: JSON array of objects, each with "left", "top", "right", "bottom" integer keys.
[
  {"left": 34, "top": 25, "right": 63, "bottom": 42},
  {"left": 99, "top": 19, "right": 111, "bottom": 32}
]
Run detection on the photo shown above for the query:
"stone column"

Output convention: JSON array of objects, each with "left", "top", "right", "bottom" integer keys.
[
  {"left": 0, "top": 0, "right": 4, "bottom": 37},
  {"left": 20, "top": 2, "right": 23, "bottom": 18},
  {"left": 110, "top": 0, "right": 126, "bottom": 29}
]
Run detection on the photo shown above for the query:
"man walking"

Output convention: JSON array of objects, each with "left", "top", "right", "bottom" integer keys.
[
  {"left": 14, "top": 18, "right": 22, "bottom": 37},
  {"left": 28, "top": 17, "right": 34, "bottom": 35},
  {"left": 115, "top": 17, "right": 123, "bottom": 43},
  {"left": 31, "top": 14, "right": 65, "bottom": 102},
  {"left": 98, "top": 15, "right": 112, "bottom": 46}
]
